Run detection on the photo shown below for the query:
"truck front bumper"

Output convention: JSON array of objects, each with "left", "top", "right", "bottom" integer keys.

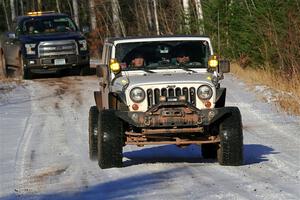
[{"left": 24, "top": 54, "right": 89, "bottom": 73}]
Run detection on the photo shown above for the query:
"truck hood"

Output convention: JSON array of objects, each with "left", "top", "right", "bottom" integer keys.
[{"left": 19, "top": 32, "right": 85, "bottom": 43}]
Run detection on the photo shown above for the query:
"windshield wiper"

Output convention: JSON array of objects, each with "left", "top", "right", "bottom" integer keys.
[
  {"left": 177, "top": 63, "right": 197, "bottom": 73},
  {"left": 124, "top": 66, "right": 155, "bottom": 73},
  {"left": 143, "top": 68, "right": 155, "bottom": 73}
]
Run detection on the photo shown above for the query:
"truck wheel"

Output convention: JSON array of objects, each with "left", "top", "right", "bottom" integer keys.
[
  {"left": 0, "top": 52, "right": 7, "bottom": 77},
  {"left": 80, "top": 65, "right": 90, "bottom": 76},
  {"left": 201, "top": 143, "right": 218, "bottom": 159},
  {"left": 17, "top": 56, "right": 32, "bottom": 80},
  {"left": 217, "top": 107, "right": 243, "bottom": 166},
  {"left": 97, "top": 110, "right": 123, "bottom": 169},
  {"left": 88, "top": 106, "right": 99, "bottom": 160}
]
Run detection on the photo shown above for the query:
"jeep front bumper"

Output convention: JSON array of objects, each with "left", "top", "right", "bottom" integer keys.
[{"left": 116, "top": 102, "right": 231, "bottom": 128}]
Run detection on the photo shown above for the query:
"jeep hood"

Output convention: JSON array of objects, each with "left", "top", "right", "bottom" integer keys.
[{"left": 123, "top": 71, "right": 214, "bottom": 88}]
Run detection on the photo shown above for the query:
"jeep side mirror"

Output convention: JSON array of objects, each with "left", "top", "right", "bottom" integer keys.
[
  {"left": 82, "top": 26, "right": 90, "bottom": 34},
  {"left": 7, "top": 32, "right": 16, "bottom": 39},
  {"left": 96, "top": 64, "right": 108, "bottom": 77},
  {"left": 219, "top": 60, "right": 230, "bottom": 73}
]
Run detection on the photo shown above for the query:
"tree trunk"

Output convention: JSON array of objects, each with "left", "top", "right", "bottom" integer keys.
[
  {"left": 146, "top": 0, "right": 153, "bottom": 31},
  {"left": 56, "top": 0, "right": 61, "bottom": 13},
  {"left": 134, "top": 1, "right": 141, "bottom": 34},
  {"left": 194, "top": 0, "right": 204, "bottom": 34},
  {"left": 111, "top": 0, "right": 120, "bottom": 37},
  {"left": 67, "top": 0, "right": 73, "bottom": 16},
  {"left": 182, "top": 0, "right": 190, "bottom": 33},
  {"left": 37, "top": 0, "right": 42, "bottom": 11},
  {"left": 89, "top": 0, "right": 97, "bottom": 30},
  {"left": 20, "top": 0, "right": 24, "bottom": 15},
  {"left": 2, "top": 0, "right": 11, "bottom": 30},
  {"left": 72, "top": 0, "right": 80, "bottom": 28},
  {"left": 153, "top": 0, "right": 160, "bottom": 35},
  {"left": 10, "top": 0, "right": 16, "bottom": 21},
  {"left": 111, "top": 0, "right": 126, "bottom": 37}
]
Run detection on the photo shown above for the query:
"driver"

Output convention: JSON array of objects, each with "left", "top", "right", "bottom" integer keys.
[
  {"left": 176, "top": 51, "right": 190, "bottom": 64},
  {"left": 131, "top": 53, "right": 145, "bottom": 68}
]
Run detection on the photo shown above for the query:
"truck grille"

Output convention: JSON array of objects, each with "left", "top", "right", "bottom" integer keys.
[
  {"left": 146, "top": 87, "right": 196, "bottom": 108},
  {"left": 38, "top": 40, "right": 77, "bottom": 57}
]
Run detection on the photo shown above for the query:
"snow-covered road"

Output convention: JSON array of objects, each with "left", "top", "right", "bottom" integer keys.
[{"left": 0, "top": 74, "right": 299, "bottom": 200}]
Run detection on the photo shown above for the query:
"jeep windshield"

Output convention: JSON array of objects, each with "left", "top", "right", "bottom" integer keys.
[
  {"left": 115, "top": 40, "right": 210, "bottom": 70},
  {"left": 21, "top": 16, "right": 77, "bottom": 35}
]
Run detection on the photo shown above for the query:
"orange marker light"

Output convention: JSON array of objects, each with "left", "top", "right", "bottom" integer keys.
[
  {"left": 132, "top": 104, "right": 139, "bottom": 110},
  {"left": 205, "top": 101, "right": 211, "bottom": 108}
]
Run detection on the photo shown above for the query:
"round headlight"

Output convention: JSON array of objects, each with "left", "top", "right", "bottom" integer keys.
[
  {"left": 130, "top": 87, "right": 145, "bottom": 103},
  {"left": 197, "top": 85, "right": 213, "bottom": 100}
]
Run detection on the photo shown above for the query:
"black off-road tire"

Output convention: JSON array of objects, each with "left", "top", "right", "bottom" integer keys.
[
  {"left": 97, "top": 110, "right": 123, "bottom": 169},
  {"left": 217, "top": 107, "right": 243, "bottom": 166},
  {"left": 79, "top": 65, "right": 90, "bottom": 76},
  {"left": 88, "top": 106, "right": 99, "bottom": 160},
  {"left": 23, "top": 68, "right": 32, "bottom": 80},
  {"left": 17, "top": 56, "right": 32, "bottom": 80},
  {"left": 0, "top": 52, "right": 7, "bottom": 78},
  {"left": 201, "top": 143, "right": 218, "bottom": 159}
]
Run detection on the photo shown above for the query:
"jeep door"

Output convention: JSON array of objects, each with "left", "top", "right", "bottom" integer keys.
[{"left": 99, "top": 44, "right": 112, "bottom": 109}]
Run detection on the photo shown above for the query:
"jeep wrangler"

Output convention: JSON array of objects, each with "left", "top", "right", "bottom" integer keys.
[
  {"left": 0, "top": 11, "right": 90, "bottom": 79},
  {"left": 89, "top": 35, "right": 243, "bottom": 169}
]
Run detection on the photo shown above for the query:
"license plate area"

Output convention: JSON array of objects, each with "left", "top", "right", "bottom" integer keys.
[
  {"left": 54, "top": 59, "right": 66, "bottom": 65},
  {"left": 161, "top": 109, "right": 183, "bottom": 117}
]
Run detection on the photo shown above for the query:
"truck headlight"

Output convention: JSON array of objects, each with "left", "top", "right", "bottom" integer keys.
[
  {"left": 25, "top": 43, "right": 36, "bottom": 55},
  {"left": 197, "top": 85, "right": 213, "bottom": 100},
  {"left": 130, "top": 87, "right": 145, "bottom": 103},
  {"left": 78, "top": 40, "right": 87, "bottom": 51}
]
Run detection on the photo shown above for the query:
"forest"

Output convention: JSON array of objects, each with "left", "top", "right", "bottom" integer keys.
[{"left": 1, "top": 0, "right": 299, "bottom": 79}]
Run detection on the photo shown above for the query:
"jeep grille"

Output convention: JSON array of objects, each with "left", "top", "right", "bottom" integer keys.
[
  {"left": 38, "top": 40, "right": 77, "bottom": 57},
  {"left": 146, "top": 87, "right": 196, "bottom": 107}
]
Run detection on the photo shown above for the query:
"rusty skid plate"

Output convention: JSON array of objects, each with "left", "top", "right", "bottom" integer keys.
[
  {"left": 141, "top": 127, "right": 204, "bottom": 134},
  {"left": 116, "top": 103, "right": 232, "bottom": 128}
]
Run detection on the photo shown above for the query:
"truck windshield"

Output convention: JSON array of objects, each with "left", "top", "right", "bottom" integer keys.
[
  {"left": 115, "top": 40, "right": 211, "bottom": 70},
  {"left": 21, "top": 16, "right": 77, "bottom": 35}
]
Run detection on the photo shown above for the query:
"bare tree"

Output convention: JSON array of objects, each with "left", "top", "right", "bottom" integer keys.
[
  {"left": 10, "top": 0, "right": 16, "bottom": 21},
  {"left": 112, "top": 0, "right": 121, "bottom": 36},
  {"left": 20, "top": 0, "right": 24, "bottom": 15},
  {"left": 182, "top": 0, "right": 190, "bottom": 33},
  {"left": 2, "top": 0, "right": 10, "bottom": 30},
  {"left": 37, "top": 0, "right": 42, "bottom": 11},
  {"left": 194, "top": 0, "right": 204, "bottom": 34},
  {"left": 153, "top": 0, "right": 160, "bottom": 35},
  {"left": 72, "top": 0, "right": 80, "bottom": 27},
  {"left": 67, "top": 0, "right": 74, "bottom": 16},
  {"left": 146, "top": 0, "right": 153, "bottom": 31},
  {"left": 89, "top": 0, "right": 97, "bottom": 30},
  {"left": 56, "top": 0, "right": 61, "bottom": 13},
  {"left": 111, "top": 0, "right": 126, "bottom": 37}
]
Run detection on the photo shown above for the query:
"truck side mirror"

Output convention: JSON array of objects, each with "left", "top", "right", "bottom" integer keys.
[
  {"left": 96, "top": 64, "right": 108, "bottom": 78},
  {"left": 7, "top": 32, "right": 16, "bottom": 39},
  {"left": 219, "top": 60, "right": 230, "bottom": 73},
  {"left": 82, "top": 26, "right": 90, "bottom": 34}
]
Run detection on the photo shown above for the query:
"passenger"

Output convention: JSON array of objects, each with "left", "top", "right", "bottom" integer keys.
[
  {"left": 131, "top": 53, "right": 145, "bottom": 68},
  {"left": 28, "top": 26, "right": 35, "bottom": 34}
]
